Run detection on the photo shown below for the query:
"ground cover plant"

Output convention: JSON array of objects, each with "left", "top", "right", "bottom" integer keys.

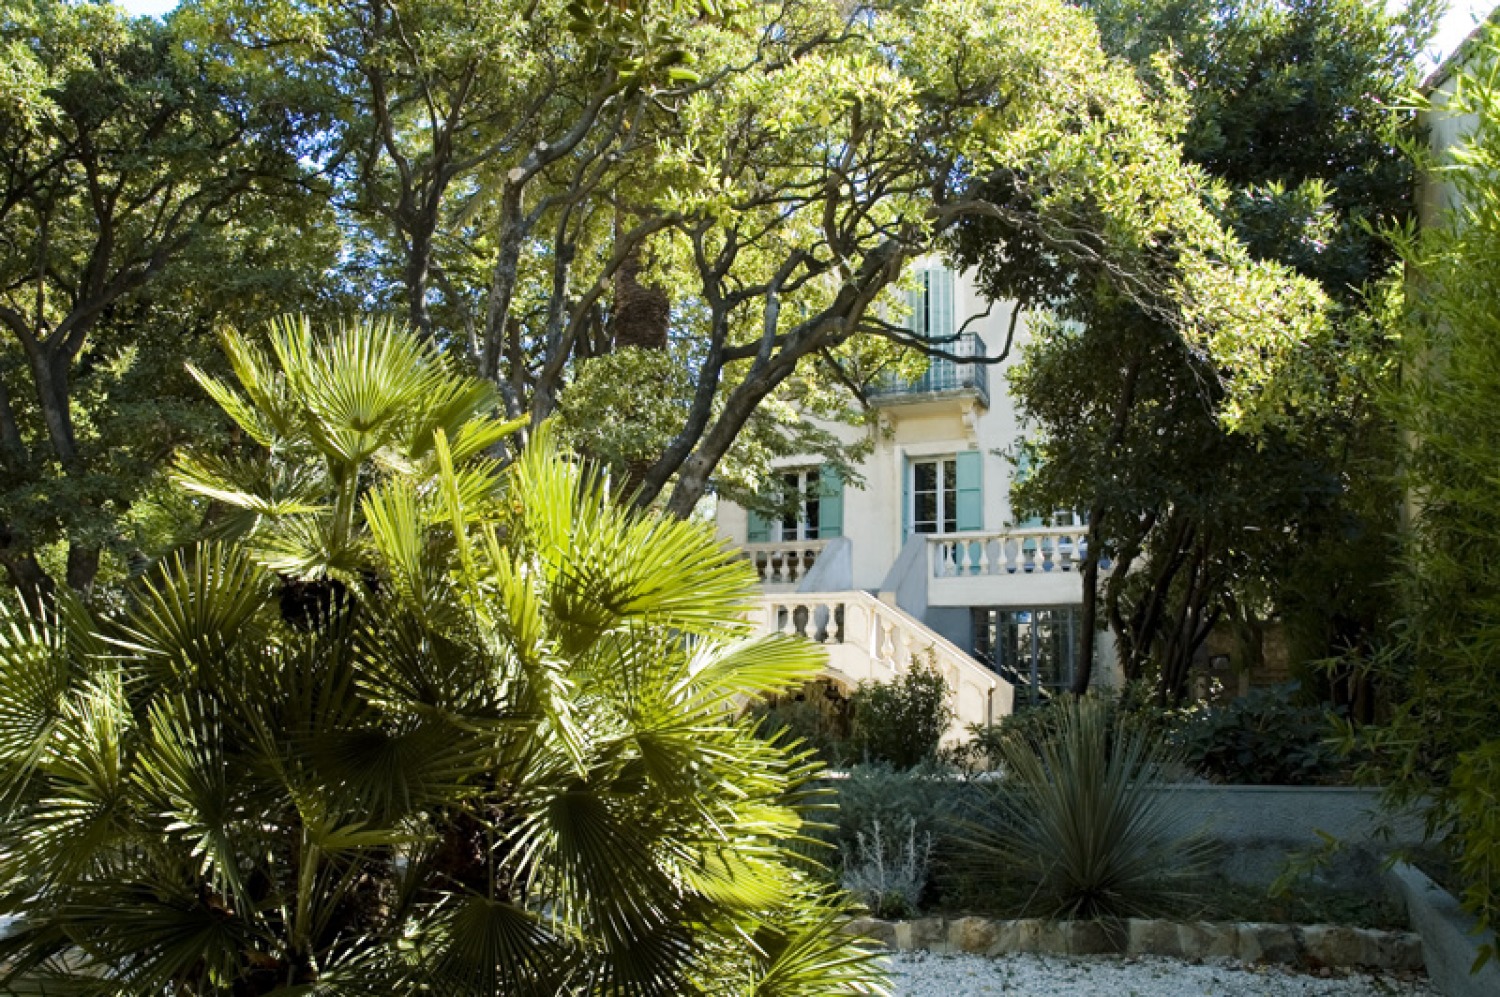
[{"left": 0, "top": 318, "right": 886, "bottom": 995}]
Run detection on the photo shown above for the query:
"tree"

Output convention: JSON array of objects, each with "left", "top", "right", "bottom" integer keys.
[
  {"left": 199, "top": 0, "right": 1328, "bottom": 518},
  {"left": 0, "top": 1, "right": 334, "bottom": 604},
  {"left": 955, "top": 0, "right": 1433, "bottom": 699},
  {"left": 0, "top": 316, "right": 885, "bottom": 995},
  {"left": 1351, "top": 24, "right": 1500, "bottom": 965}
]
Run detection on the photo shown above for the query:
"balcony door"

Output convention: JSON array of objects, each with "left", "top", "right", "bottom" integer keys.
[
  {"left": 910, "top": 458, "right": 957, "bottom": 535},
  {"left": 776, "top": 468, "right": 821, "bottom": 542},
  {"left": 905, "top": 451, "right": 983, "bottom": 536}
]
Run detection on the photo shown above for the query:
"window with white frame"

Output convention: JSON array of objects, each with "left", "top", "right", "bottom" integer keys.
[
  {"left": 775, "top": 468, "right": 821, "bottom": 541},
  {"left": 910, "top": 457, "right": 957, "bottom": 534}
]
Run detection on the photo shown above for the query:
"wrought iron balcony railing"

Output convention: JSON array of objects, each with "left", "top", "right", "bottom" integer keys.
[{"left": 868, "top": 332, "right": 990, "bottom": 408}]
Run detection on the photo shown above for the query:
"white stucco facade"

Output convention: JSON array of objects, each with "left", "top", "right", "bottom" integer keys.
[{"left": 720, "top": 263, "right": 1119, "bottom": 729}]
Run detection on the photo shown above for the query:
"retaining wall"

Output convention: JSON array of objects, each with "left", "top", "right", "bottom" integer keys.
[
  {"left": 844, "top": 915, "right": 1424, "bottom": 972},
  {"left": 1146, "top": 785, "right": 1430, "bottom": 890}
]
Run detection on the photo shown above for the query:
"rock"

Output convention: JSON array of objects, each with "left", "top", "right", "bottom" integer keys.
[
  {"left": 1176, "top": 921, "right": 1239, "bottom": 960},
  {"left": 1012, "top": 918, "right": 1048, "bottom": 953},
  {"left": 1062, "top": 919, "right": 1119, "bottom": 955},
  {"left": 907, "top": 917, "right": 948, "bottom": 953},
  {"left": 949, "top": 916, "right": 999, "bottom": 955},
  {"left": 1302, "top": 925, "right": 1362, "bottom": 968},
  {"left": 1127, "top": 919, "right": 1183, "bottom": 957},
  {"left": 844, "top": 917, "right": 896, "bottom": 948},
  {"left": 991, "top": 919, "right": 1022, "bottom": 954},
  {"left": 1236, "top": 923, "right": 1300, "bottom": 964},
  {"left": 1354, "top": 927, "right": 1425, "bottom": 971}
]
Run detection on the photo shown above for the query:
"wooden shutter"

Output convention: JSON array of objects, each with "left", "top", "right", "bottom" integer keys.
[
  {"left": 817, "top": 466, "right": 844, "bottom": 538},
  {"left": 930, "top": 266, "right": 955, "bottom": 340},
  {"left": 955, "top": 450, "right": 983, "bottom": 531}
]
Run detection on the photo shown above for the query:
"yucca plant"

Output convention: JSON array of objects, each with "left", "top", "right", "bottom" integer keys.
[
  {"left": 0, "top": 317, "right": 887, "bottom": 996},
  {"left": 961, "top": 697, "right": 1210, "bottom": 921}
]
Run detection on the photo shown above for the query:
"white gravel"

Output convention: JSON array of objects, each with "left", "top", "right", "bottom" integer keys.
[{"left": 886, "top": 952, "right": 1438, "bottom": 996}]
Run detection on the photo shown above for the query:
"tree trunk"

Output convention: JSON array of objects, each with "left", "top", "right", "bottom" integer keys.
[
  {"left": 609, "top": 214, "right": 670, "bottom": 499},
  {"left": 0, "top": 522, "right": 54, "bottom": 613},
  {"left": 611, "top": 239, "right": 669, "bottom": 351},
  {"left": 1071, "top": 502, "right": 1107, "bottom": 695},
  {"left": 1071, "top": 359, "right": 1139, "bottom": 695},
  {"left": 66, "top": 541, "right": 100, "bottom": 599}
]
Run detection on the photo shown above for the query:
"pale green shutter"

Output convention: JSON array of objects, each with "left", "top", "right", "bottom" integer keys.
[
  {"left": 1013, "top": 449, "right": 1042, "bottom": 527},
  {"left": 955, "top": 450, "right": 983, "bottom": 531},
  {"left": 931, "top": 267, "right": 955, "bottom": 340},
  {"left": 817, "top": 466, "right": 843, "bottom": 538},
  {"left": 901, "top": 457, "right": 912, "bottom": 540},
  {"left": 747, "top": 508, "right": 770, "bottom": 542},
  {"left": 905, "top": 279, "right": 927, "bottom": 338}
]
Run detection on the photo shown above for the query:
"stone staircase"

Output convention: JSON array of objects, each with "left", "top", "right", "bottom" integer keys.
[{"left": 749, "top": 590, "right": 1013, "bottom": 742}]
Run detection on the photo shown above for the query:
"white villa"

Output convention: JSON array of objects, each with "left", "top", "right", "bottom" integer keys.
[{"left": 717, "top": 263, "right": 1120, "bottom": 741}]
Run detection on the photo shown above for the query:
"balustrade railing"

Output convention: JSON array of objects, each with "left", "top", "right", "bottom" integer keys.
[
  {"left": 743, "top": 539, "right": 826, "bottom": 585},
  {"left": 928, "top": 526, "right": 1095, "bottom": 578},
  {"left": 750, "top": 590, "right": 1010, "bottom": 730},
  {"left": 868, "top": 332, "right": 990, "bottom": 408}
]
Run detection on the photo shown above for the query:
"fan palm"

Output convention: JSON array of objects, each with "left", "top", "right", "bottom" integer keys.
[{"left": 0, "top": 316, "right": 887, "bottom": 995}]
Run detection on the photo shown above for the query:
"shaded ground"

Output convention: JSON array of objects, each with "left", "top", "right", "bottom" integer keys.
[{"left": 887, "top": 952, "right": 1437, "bottom": 996}]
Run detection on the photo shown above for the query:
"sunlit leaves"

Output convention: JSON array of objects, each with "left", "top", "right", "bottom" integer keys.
[{"left": 0, "top": 316, "right": 881, "bottom": 993}]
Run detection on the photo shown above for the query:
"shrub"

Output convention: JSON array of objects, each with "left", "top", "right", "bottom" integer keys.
[
  {"left": 749, "top": 681, "right": 853, "bottom": 766},
  {"left": 1352, "top": 24, "right": 1500, "bottom": 961},
  {"left": 960, "top": 697, "right": 1211, "bottom": 920},
  {"left": 848, "top": 659, "right": 952, "bottom": 769},
  {"left": 841, "top": 819, "right": 933, "bottom": 920},
  {"left": 1171, "top": 683, "right": 1350, "bottom": 785}
]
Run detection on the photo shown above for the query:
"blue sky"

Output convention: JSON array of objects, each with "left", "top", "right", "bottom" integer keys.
[{"left": 112, "top": 0, "right": 1500, "bottom": 70}]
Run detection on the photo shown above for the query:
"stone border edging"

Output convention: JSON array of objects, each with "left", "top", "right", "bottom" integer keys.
[
  {"left": 844, "top": 916, "right": 1424, "bottom": 972},
  {"left": 1385, "top": 862, "right": 1500, "bottom": 997}
]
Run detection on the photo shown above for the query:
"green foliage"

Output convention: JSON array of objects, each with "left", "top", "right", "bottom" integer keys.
[
  {"left": 190, "top": 0, "right": 1331, "bottom": 528},
  {"left": 0, "top": 316, "right": 887, "bottom": 995},
  {"left": 958, "top": 0, "right": 1427, "bottom": 699},
  {"left": 816, "top": 764, "right": 971, "bottom": 915},
  {"left": 848, "top": 662, "right": 953, "bottom": 770},
  {"left": 817, "top": 764, "right": 965, "bottom": 863},
  {"left": 1352, "top": 24, "right": 1500, "bottom": 968},
  {"left": 1170, "top": 683, "right": 1351, "bottom": 786},
  {"left": 0, "top": 1, "right": 335, "bottom": 599},
  {"left": 960, "top": 697, "right": 1211, "bottom": 920},
  {"left": 750, "top": 696, "right": 851, "bottom": 769}
]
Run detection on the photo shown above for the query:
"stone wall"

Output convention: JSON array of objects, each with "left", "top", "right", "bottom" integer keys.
[
  {"left": 844, "top": 916, "right": 1424, "bottom": 972},
  {"left": 1150, "top": 785, "right": 1431, "bottom": 891}
]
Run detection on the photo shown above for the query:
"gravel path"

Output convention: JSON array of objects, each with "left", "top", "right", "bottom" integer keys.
[{"left": 887, "top": 952, "right": 1438, "bottom": 996}]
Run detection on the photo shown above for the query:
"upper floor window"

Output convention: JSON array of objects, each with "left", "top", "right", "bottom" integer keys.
[
  {"left": 777, "top": 468, "right": 821, "bottom": 541},
  {"left": 906, "top": 451, "right": 983, "bottom": 535},
  {"left": 746, "top": 465, "right": 844, "bottom": 544},
  {"left": 905, "top": 265, "right": 955, "bottom": 341}
]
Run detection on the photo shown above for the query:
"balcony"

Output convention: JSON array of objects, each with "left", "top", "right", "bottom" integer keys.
[
  {"left": 868, "top": 333, "right": 990, "bottom": 409},
  {"left": 925, "top": 525, "right": 1103, "bottom": 608}
]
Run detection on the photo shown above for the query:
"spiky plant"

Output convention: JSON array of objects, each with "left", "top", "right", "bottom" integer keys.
[
  {"left": 962, "top": 697, "right": 1210, "bottom": 921},
  {"left": 0, "top": 317, "right": 887, "bottom": 996}
]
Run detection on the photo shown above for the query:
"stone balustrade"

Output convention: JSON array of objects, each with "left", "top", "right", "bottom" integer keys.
[
  {"left": 750, "top": 590, "right": 1013, "bottom": 734},
  {"left": 742, "top": 539, "right": 827, "bottom": 585},
  {"left": 928, "top": 525, "right": 1094, "bottom": 578}
]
